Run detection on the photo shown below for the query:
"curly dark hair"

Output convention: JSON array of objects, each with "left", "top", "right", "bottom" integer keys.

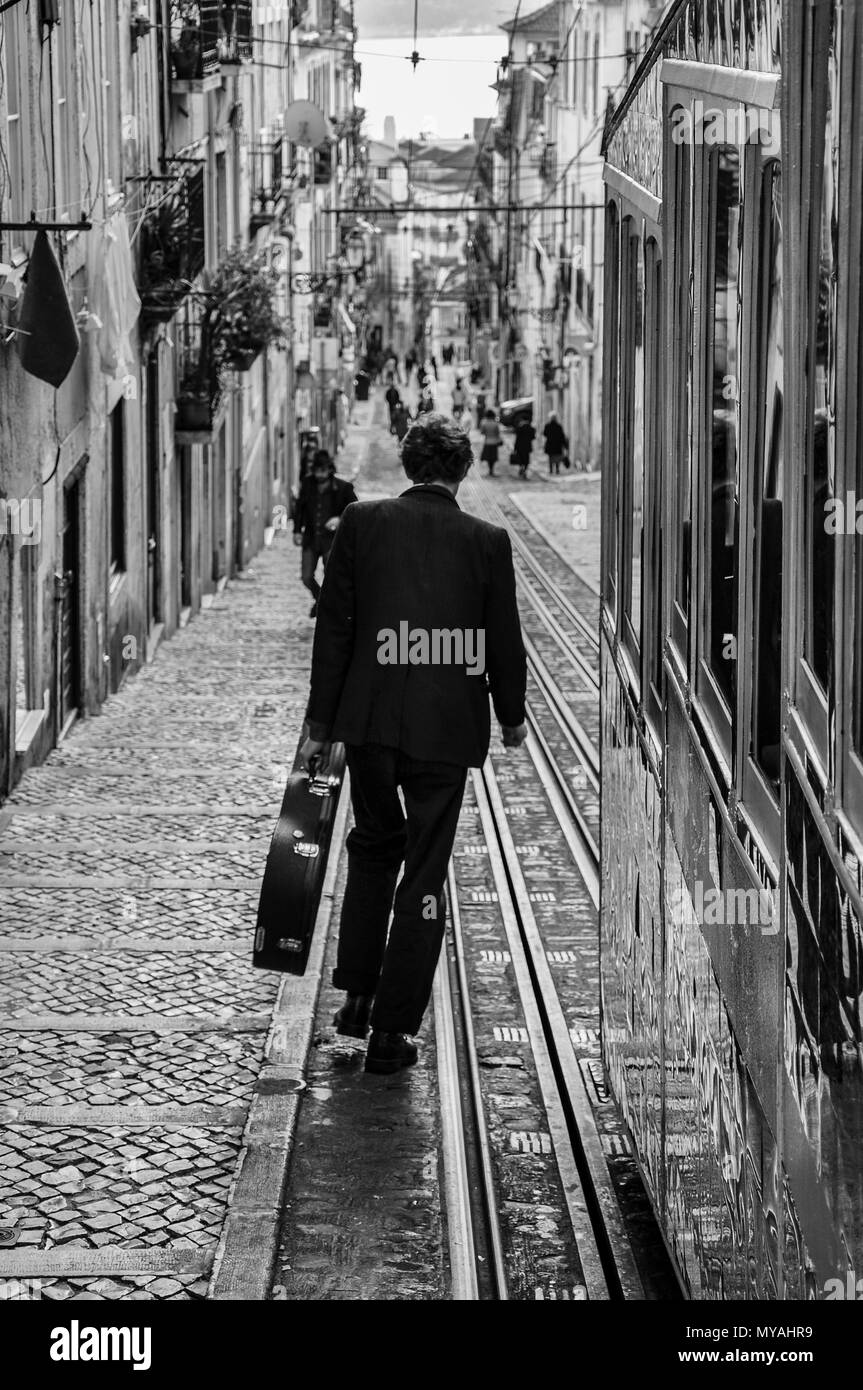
[{"left": 400, "top": 412, "right": 474, "bottom": 484}]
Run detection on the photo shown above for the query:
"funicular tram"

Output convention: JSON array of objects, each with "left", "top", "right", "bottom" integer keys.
[{"left": 599, "top": 0, "right": 863, "bottom": 1298}]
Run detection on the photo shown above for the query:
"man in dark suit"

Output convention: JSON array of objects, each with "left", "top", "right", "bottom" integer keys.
[
  {"left": 292, "top": 450, "right": 357, "bottom": 618},
  {"left": 300, "top": 413, "right": 527, "bottom": 1074}
]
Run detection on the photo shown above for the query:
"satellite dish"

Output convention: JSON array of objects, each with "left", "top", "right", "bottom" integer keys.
[{"left": 285, "top": 100, "right": 329, "bottom": 148}]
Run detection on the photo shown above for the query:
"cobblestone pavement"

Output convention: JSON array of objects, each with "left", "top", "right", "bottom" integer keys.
[{"left": 0, "top": 396, "right": 373, "bottom": 1302}]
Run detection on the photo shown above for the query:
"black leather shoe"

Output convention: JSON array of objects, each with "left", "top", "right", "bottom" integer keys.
[
  {"left": 333, "top": 994, "right": 374, "bottom": 1039},
  {"left": 364, "top": 1030, "right": 418, "bottom": 1075}
]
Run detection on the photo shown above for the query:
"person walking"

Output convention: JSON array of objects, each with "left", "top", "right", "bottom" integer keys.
[
  {"left": 478, "top": 408, "right": 503, "bottom": 477},
  {"left": 300, "top": 413, "right": 528, "bottom": 1074},
  {"left": 391, "top": 399, "right": 411, "bottom": 441},
  {"left": 513, "top": 417, "right": 536, "bottom": 478},
  {"left": 416, "top": 386, "right": 435, "bottom": 415},
  {"left": 451, "top": 376, "right": 467, "bottom": 422},
  {"left": 292, "top": 451, "right": 358, "bottom": 618},
  {"left": 384, "top": 381, "right": 401, "bottom": 429},
  {"left": 475, "top": 386, "right": 487, "bottom": 430},
  {"left": 543, "top": 411, "right": 568, "bottom": 475}
]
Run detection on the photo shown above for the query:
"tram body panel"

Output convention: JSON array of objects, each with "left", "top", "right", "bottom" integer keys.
[{"left": 600, "top": 0, "right": 863, "bottom": 1297}]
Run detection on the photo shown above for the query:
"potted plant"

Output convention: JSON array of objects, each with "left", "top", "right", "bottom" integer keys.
[
  {"left": 176, "top": 297, "right": 222, "bottom": 432},
  {"left": 139, "top": 194, "right": 192, "bottom": 323},
  {"left": 176, "top": 376, "right": 215, "bottom": 432},
  {"left": 170, "top": 1, "right": 203, "bottom": 80},
  {"left": 208, "top": 247, "right": 285, "bottom": 371}
]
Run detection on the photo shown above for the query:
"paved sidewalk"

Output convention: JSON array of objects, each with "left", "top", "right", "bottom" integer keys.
[{"left": 0, "top": 426, "right": 378, "bottom": 1298}]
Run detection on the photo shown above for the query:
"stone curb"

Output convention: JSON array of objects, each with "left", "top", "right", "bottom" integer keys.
[{"left": 207, "top": 775, "right": 352, "bottom": 1300}]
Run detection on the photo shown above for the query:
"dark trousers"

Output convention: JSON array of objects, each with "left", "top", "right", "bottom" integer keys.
[
  {"left": 332, "top": 744, "right": 468, "bottom": 1035},
  {"left": 301, "top": 543, "right": 329, "bottom": 599}
]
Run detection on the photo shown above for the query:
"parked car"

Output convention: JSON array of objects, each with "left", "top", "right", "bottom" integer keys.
[{"left": 498, "top": 396, "right": 534, "bottom": 428}]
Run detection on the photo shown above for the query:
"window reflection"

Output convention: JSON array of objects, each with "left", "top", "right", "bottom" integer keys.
[
  {"left": 647, "top": 243, "right": 664, "bottom": 694},
  {"left": 707, "top": 147, "right": 740, "bottom": 714},
  {"left": 753, "top": 164, "right": 783, "bottom": 788},
  {"left": 630, "top": 230, "right": 645, "bottom": 647},
  {"left": 674, "top": 136, "right": 693, "bottom": 622},
  {"left": 809, "top": 9, "right": 838, "bottom": 697},
  {"left": 604, "top": 202, "right": 619, "bottom": 609}
]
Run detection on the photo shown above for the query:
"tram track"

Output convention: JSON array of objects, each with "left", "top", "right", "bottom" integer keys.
[
  {"left": 429, "top": 480, "right": 648, "bottom": 1298},
  {"left": 434, "top": 739, "right": 641, "bottom": 1299}
]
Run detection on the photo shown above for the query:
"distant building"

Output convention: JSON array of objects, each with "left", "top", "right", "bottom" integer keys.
[{"left": 490, "top": 0, "right": 663, "bottom": 464}]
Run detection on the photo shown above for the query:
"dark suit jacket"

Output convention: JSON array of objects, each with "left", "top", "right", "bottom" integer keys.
[
  {"left": 293, "top": 475, "right": 357, "bottom": 545},
  {"left": 305, "top": 484, "right": 527, "bottom": 767}
]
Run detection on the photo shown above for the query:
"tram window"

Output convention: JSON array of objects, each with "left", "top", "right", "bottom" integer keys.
[
  {"left": 646, "top": 243, "right": 664, "bottom": 700},
  {"left": 752, "top": 163, "right": 783, "bottom": 788},
  {"left": 705, "top": 147, "right": 741, "bottom": 714},
  {"left": 603, "top": 202, "right": 620, "bottom": 611},
  {"left": 806, "top": 82, "right": 837, "bottom": 700},
  {"left": 671, "top": 133, "right": 693, "bottom": 632},
  {"left": 857, "top": 435, "right": 863, "bottom": 752},
  {"left": 622, "top": 225, "right": 645, "bottom": 653}
]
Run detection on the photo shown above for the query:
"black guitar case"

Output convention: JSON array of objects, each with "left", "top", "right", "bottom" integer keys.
[{"left": 253, "top": 738, "right": 347, "bottom": 975}]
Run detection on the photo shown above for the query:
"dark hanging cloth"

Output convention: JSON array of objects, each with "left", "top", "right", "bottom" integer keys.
[{"left": 17, "top": 230, "right": 80, "bottom": 388}]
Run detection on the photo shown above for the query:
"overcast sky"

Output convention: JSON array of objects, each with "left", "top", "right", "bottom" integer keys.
[
  {"left": 356, "top": 35, "right": 505, "bottom": 142},
  {"left": 354, "top": 0, "right": 516, "bottom": 38}
]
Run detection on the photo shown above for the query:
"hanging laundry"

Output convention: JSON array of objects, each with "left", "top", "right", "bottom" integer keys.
[
  {"left": 86, "top": 211, "right": 142, "bottom": 378},
  {"left": 16, "top": 230, "right": 80, "bottom": 388}
]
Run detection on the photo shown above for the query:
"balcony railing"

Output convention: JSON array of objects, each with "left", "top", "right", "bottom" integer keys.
[
  {"left": 249, "top": 133, "right": 286, "bottom": 229},
  {"left": 219, "top": 1, "right": 252, "bottom": 65},
  {"left": 168, "top": 2, "right": 252, "bottom": 84},
  {"left": 138, "top": 168, "right": 206, "bottom": 325}
]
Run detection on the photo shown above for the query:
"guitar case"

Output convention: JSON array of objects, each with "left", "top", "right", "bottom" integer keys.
[{"left": 253, "top": 738, "right": 346, "bottom": 975}]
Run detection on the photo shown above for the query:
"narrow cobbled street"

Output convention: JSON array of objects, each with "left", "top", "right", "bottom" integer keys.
[{"left": 0, "top": 383, "right": 606, "bottom": 1302}]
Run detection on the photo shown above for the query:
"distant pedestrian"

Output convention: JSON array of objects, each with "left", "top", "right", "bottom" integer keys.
[
  {"left": 417, "top": 386, "right": 435, "bottom": 415},
  {"left": 430, "top": 354, "right": 439, "bottom": 381},
  {"left": 293, "top": 451, "right": 358, "bottom": 618},
  {"left": 478, "top": 409, "right": 503, "bottom": 477},
  {"left": 475, "top": 387, "right": 487, "bottom": 429},
  {"left": 513, "top": 418, "right": 535, "bottom": 478},
  {"left": 543, "top": 412, "right": 568, "bottom": 475},
  {"left": 417, "top": 363, "right": 428, "bottom": 391},
  {"left": 451, "top": 377, "right": 467, "bottom": 422},
  {"left": 385, "top": 381, "right": 401, "bottom": 428},
  {"left": 392, "top": 400, "right": 411, "bottom": 441},
  {"left": 405, "top": 348, "right": 417, "bottom": 378}
]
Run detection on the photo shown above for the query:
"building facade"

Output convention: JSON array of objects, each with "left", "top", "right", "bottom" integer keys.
[
  {"left": 0, "top": 0, "right": 358, "bottom": 800},
  {"left": 490, "top": 0, "right": 662, "bottom": 467}
]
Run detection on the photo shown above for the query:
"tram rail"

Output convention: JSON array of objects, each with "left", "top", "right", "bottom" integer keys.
[{"left": 431, "top": 481, "right": 644, "bottom": 1299}]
